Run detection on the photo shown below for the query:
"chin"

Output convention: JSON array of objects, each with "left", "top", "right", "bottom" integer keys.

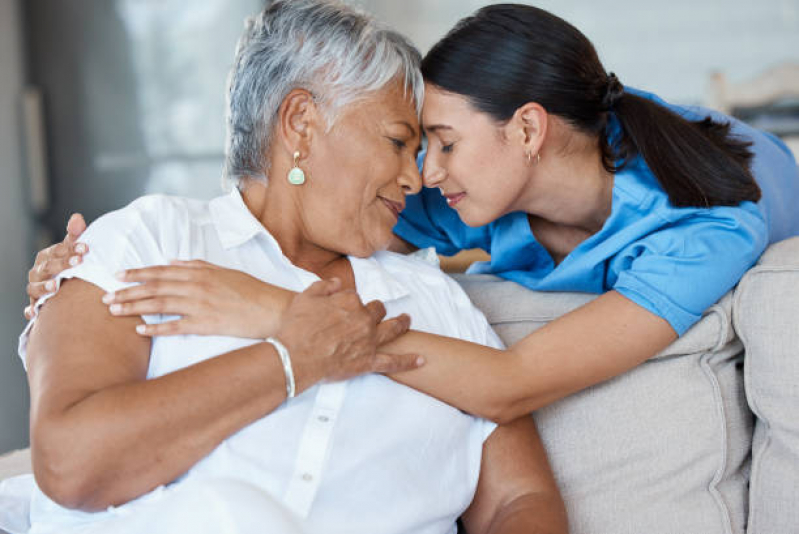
[
  {"left": 458, "top": 209, "right": 494, "bottom": 228},
  {"left": 457, "top": 200, "right": 509, "bottom": 228}
]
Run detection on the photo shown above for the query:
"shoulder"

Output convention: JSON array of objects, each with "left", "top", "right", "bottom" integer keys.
[
  {"left": 73, "top": 194, "right": 215, "bottom": 280},
  {"left": 374, "top": 249, "right": 451, "bottom": 279},
  {"left": 84, "top": 194, "right": 209, "bottom": 245},
  {"left": 373, "top": 251, "right": 486, "bottom": 319},
  {"left": 372, "top": 250, "right": 503, "bottom": 348}
]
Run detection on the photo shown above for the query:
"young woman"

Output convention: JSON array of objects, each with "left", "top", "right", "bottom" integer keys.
[{"left": 27, "top": 5, "right": 798, "bottom": 422}]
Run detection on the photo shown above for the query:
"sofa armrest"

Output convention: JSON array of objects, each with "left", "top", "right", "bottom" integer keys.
[{"left": 733, "top": 236, "right": 799, "bottom": 533}]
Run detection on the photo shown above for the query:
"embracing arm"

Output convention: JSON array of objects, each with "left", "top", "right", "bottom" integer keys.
[
  {"left": 384, "top": 291, "right": 677, "bottom": 424},
  {"left": 27, "top": 277, "right": 414, "bottom": 511},
  {"left": 26, "top": 235, "right": 674, "bottom": 424}
]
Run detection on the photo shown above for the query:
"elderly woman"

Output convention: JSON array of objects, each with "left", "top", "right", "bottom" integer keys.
[{"left": 9, "top": 2, "right": 567, "bottom": 534}]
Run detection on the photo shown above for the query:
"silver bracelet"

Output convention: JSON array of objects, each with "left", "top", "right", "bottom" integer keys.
[{"left": 264, "top": 337, "right": 296, "bottom": 399}]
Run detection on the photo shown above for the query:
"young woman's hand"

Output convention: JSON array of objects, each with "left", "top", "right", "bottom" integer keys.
[
  {"left": 107, "top": 260, "right": 290, "bottom": 339},
  {"left": 25, "top": 213, "right": 88, "bottom": 319}
]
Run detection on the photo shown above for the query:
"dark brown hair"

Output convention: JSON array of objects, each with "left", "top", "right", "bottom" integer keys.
[{"left": 421, "top": 4, "right": 761, "bottom": 207}]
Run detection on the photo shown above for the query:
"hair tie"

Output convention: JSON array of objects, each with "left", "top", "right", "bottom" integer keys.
[{"left": 602, "top": 72, "right": 624, "bottom": 111}]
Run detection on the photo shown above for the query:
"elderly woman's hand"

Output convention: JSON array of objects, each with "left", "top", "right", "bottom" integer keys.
[
  {"left": 109, "top": 260, "right": 289, "bottom": 339},
  {"left": 25, "top": 213, "right": 88, "bottom": 319},
  {"left": 274, "top": 278, "right": 422, "bottom": 390}
]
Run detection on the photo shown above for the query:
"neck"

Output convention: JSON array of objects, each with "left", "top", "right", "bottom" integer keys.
[
  {"left": 240, "top": 179, "right": 348, "bottom": 278},
  {"left": 520, "top": 139, "right": 613, "bottom": 235}
]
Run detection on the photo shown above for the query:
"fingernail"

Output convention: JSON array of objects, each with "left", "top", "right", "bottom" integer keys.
[
  {"left": 136, "top": 325, "right": 146, "bottom": 334},
  {"left": 69, "top": 256, "right": 80, "bottom": 266},
  {"left": 102, "top": 292, "right": 115, "bottom": 304},
  {"left": 75, "top": 243, "right": 87, "bottom": 254},
  {"left": 24, "top": 306, "right": 32, "bottom": 318},
  {"left": 45, "top": 280, "right": 55, "bottom": 291},
  {"left": 115, "top": 271, "right": 127, "bottom": 281},
  {"left": 109, "top": 304, "right": 122, "bottom": 314},
  {"left": 416, "top": 356, "right": 425, "bottom": 366}
]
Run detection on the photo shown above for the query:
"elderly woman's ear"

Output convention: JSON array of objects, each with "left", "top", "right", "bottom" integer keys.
[{"left": 277, "top": 88, "right": 321, "bottom": 162}]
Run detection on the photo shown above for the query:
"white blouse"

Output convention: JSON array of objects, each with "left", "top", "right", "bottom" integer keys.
[{"left": 17, "top": 189, "right": 501, "bottom": 534}]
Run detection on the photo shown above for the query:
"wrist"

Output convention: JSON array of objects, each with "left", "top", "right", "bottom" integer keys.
[
  {"left": 257, "top": 285, "right": 294, "bottom": 337},
  {"left": 266, "top": 336, "right": 326, "bottom": 397}
]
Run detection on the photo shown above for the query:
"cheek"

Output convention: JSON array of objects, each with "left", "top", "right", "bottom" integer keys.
[{"left": 459, "top": 149, "right": 528, "bottom": 223}]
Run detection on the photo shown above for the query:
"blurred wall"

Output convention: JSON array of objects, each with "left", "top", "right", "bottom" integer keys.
[
  {"left": 366, "top": 0, "right": 799, "bottom": 105},
  {"left": 0, "top": 0, "right": 31, "bottom": 454}
]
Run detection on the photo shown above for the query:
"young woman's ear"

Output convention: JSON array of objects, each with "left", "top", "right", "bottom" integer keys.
[
  {"left": 277, "top": 89, "right": 320, "bottom": 157},
  {"left": 509, "top": 102, "right": 548, "bottom": 157}
]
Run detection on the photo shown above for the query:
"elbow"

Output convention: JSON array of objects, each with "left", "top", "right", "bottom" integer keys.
[
  {"left": 32, "top": 426, "right": 108, "bottom": 511},
  {"left": 484, "top": 399, "right": 538, "bottom": 426},
  {"left": 34, "top": 455, "right": 98, "bottom": 511}
]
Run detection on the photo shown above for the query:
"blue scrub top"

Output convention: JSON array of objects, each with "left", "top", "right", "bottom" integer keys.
[{"left": 394, "top": 88, "right": 799, "bottom": 335}]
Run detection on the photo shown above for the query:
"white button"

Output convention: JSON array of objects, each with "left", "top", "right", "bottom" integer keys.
[
  {"left": 302, "top": 473, "right": 313, "bottom": 482},
  {"left": 318, "top": 415, "right": 330, "bottom": 423}
]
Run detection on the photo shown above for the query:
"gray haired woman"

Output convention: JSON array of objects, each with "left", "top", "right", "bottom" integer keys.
[{"left": 8, "top": 1, "right": 566, "bottom": 534}]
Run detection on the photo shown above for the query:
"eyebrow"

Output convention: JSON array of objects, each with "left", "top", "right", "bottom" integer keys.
[
  {"left": 392, "top": 121, "right": 419, "bottom": 137},
  {"left": 422, "top": 124, "right": 453, "bottom": 133}
]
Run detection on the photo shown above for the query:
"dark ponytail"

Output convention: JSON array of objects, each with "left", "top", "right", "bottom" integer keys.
[{"left": 421, "top": 4, "right": 761, "bottom": 208}]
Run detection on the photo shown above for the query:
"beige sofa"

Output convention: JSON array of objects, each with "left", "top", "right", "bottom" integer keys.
[{"left": 2, "top": 237, "right": 798, "bottom": 534}]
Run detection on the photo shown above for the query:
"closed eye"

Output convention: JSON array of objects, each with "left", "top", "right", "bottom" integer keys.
[
  {"left": 389, "top": 137, "right": 407, "bottom": 150},
  {"left": 441, "top": 143, "right": 454, "bottom": 154}
]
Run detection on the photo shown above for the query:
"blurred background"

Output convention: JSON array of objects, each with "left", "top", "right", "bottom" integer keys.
[{"left": 1, "top": 0, "right": 798, "bottom": 454}]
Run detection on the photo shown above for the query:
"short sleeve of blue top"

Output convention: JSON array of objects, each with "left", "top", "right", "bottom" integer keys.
[{"left": 394, "top": 88, "right": 799, "bottom": 336}]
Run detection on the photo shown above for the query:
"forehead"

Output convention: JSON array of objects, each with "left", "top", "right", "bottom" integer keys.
[
  {"left": 348, "top": 80, "right": 420, "bottom": 129},
  {"left": 421, "top": 84, "right": 479, "bottom": 129}
]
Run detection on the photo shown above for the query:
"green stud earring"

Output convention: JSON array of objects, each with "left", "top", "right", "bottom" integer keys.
[{"left": 288, "top": 151, "right": 306, "bottom": 185}]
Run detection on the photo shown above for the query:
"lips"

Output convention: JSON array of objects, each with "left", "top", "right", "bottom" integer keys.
[
  {"left": 443, "top": 192, "right": 466, "bottom": 207},
  {"left": 379, "top": 197, "right": 404, "bottom": 220}
]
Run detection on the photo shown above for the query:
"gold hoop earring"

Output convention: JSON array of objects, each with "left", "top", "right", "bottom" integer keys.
[
  {"left": 526, "top": 152, "right": 541, "bottom": 165},
  {"left": 287, "top": 151, "right": 306, "bottom": 185}
]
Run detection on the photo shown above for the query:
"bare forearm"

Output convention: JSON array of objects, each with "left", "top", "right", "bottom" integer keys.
[
  {"left": 385, "top": 292, "right": 677, "bottom": 423},
  {"left": 385, "top": 331, "right": 519, "bottom": 422},
  {"left": 34, "top": 342, "right": 301, "bottom": 511}
]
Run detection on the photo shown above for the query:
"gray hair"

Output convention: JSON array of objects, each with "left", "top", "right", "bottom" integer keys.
[{"left": 224, "top": 0, "right": 424, "bottom": 185}]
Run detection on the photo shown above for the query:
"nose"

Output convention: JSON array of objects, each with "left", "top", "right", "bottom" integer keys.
[
  {"left": 422, "top": 151, "right": 446, "bottom": 188},
  {"left": 398, "top": 153, "right": 422, "bottom": 195}
]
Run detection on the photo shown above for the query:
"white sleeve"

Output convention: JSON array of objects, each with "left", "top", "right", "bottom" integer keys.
[
  {"left": 18, "top": 198, "right": 168, "bottom": 369},
  {"left": 438, "top": 274, "right": 503, "bottom": 441},
  {"left": 442, "top": 275, "right": 505, "bottom": 351}
]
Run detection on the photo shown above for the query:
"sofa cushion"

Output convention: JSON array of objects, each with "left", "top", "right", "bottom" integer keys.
[
  {"left": 456, "top": 274, "right": 751, "bottom": 534},
  {"left": 0, "top": 450, "right": 30, "bottom": 481},
  {"left": 733, "top": 236, "right": 799, "bottom": 534}
]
